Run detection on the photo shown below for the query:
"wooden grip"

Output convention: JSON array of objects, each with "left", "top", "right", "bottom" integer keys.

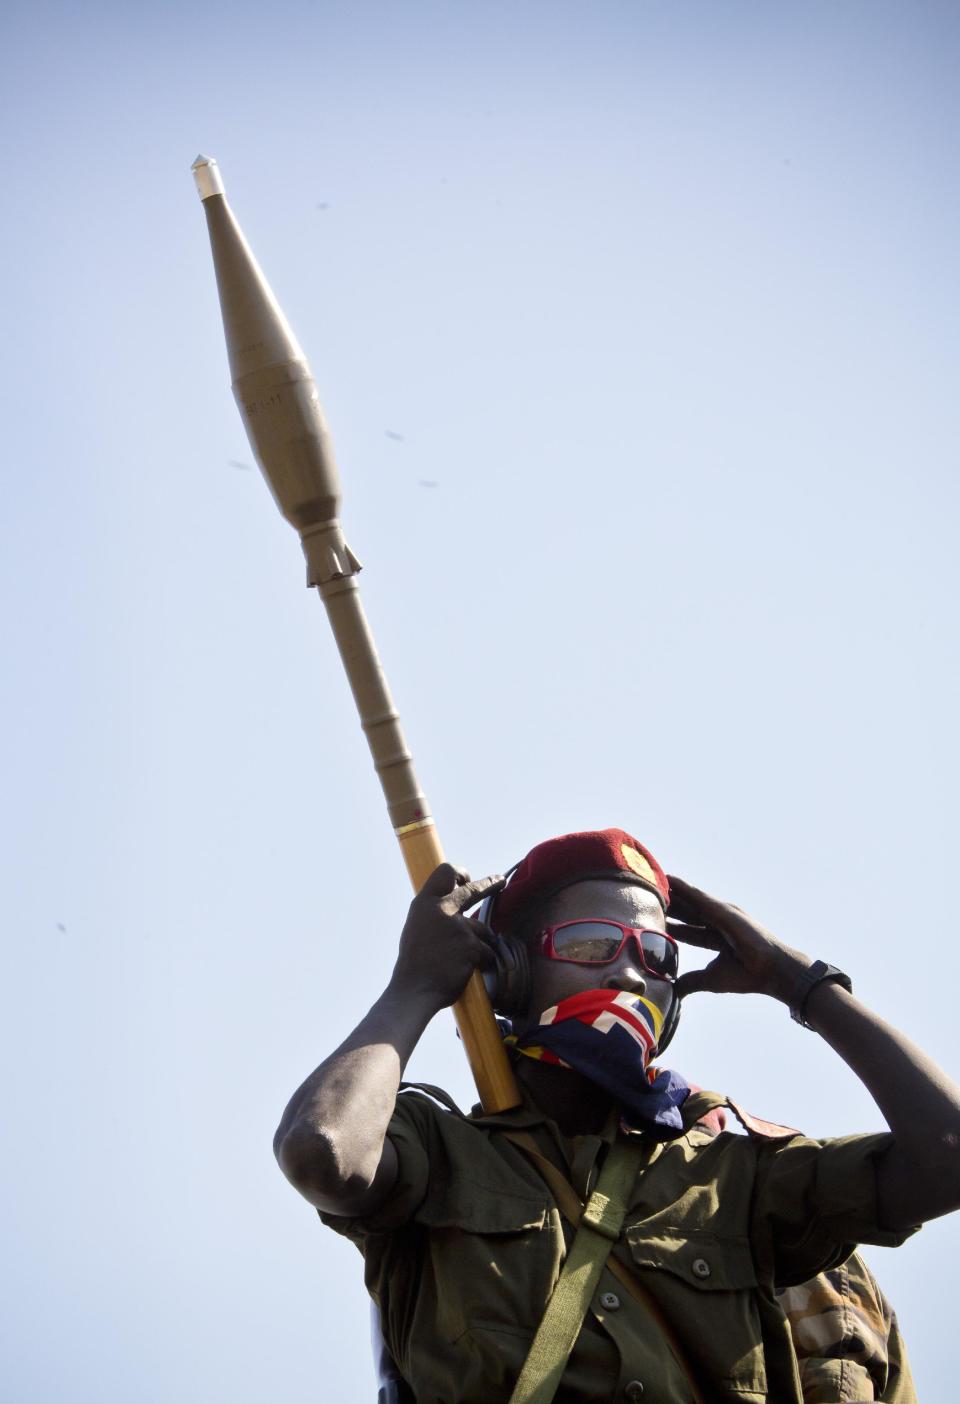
[{"left": 397, "top": 822, "right": 522, "bottom": 1112}]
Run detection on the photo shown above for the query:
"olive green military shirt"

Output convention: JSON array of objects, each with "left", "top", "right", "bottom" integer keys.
[{"left": 322, "top": 1088, "right": 917, "bottom": 1403}]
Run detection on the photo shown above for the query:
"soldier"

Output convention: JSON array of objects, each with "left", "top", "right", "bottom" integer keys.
[{"left": 275, "top": 829, "right": 952, "bottom": 1401}]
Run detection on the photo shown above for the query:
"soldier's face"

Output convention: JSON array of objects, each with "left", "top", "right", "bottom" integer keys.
[{"left": 517, "top": 878, "right": 676, "bottom": 1035}]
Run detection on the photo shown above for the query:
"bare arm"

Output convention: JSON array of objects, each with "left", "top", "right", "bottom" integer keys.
[
  {"left": 803, "top": 981, "right": 960, "bottom": 1228},
  {"left": 669, "top": 875, "right": 960, "bottom": 1231},
  {"left": 273, "top": 864, "right": 502, "bottom": 1218}
]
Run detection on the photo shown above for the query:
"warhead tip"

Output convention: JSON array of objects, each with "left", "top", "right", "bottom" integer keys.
[{"left": 192, "top": 154, "right": 224, "bottom": 201}]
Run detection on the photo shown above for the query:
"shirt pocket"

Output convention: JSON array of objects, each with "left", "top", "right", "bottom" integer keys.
[
  {"left": 625, "top": 1227, "right": 768, "bottom": 1396},
  {"left": 415, "top": 1184, "right": 557, "bottom": 1342}
]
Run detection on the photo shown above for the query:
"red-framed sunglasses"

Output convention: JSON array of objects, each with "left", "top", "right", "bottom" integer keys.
[{"left": 538, "top": 919, "right": 679, "bottom": 983}]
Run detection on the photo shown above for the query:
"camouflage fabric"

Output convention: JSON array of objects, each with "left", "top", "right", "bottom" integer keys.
[
  {"left": 779, "top": 1251, "right": 917, "bottom": 1402},
  {"left": 322, "top": 1086, "right": 918, "bottom": 1403}
]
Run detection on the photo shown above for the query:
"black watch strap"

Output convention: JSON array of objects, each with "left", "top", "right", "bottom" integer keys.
[{"left": 789, "top": 960, "right": 853, "bottom": 1027}]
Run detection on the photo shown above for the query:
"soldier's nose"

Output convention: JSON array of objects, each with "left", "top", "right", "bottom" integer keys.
[{"left": 606, "top": 963, "right": 646, "bottom": 996}]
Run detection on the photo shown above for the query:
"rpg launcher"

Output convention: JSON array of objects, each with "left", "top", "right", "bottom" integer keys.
[{"left": 192, "top": 155, "right": 520, "bottom": 1113}]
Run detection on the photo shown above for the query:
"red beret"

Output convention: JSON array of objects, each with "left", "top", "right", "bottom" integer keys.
[{"left": 491, "top": 828, "right": 669, "bottom": 933}]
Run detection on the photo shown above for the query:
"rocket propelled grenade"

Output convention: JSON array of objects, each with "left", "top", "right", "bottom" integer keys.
[
  {"left": 193, "top": 155, "right": 520, "bottom": 1112},
  {"left": 192, "top": 155, "right": 357, "bottom": 586}
]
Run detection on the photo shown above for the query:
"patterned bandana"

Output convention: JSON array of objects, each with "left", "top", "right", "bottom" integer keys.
[{"left": 511, "top": 988, "right": 691, "bottom": 1138}]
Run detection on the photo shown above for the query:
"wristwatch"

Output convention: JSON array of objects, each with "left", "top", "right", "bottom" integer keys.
[{"left": 789, "top": 960, "right": 853, "bottom": 1027}]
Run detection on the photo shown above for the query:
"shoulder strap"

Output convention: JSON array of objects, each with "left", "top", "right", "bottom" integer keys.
[
  {"left": 506, "top": 1134, "right": 637, "bottom": 1404},
  {"left": 503, "top": 1130, "right": 708, "bottom": 1404},
  {"left": 397, "top": 1081, "right": 466, "bottom": 1116}
]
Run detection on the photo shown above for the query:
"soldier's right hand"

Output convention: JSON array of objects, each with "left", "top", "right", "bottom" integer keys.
[{"left": 389, "top": 863, "right": 505, "bottom": 1013}]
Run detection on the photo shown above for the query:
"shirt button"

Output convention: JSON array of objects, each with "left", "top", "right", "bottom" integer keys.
[
  {"left": 600, "top": 1291, "right": 621, "bottom": 1311},
  {"left": 691, "top": 1257, "right": 711, "bottom": 1279},
  {"left": 624, "top": 1382, "right": 645, "bottom": 1401}
]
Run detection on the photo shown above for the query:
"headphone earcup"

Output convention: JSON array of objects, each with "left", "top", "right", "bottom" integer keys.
[
  {"left": 482, "top": 934, "right": 531, "bottom": 1018},
  {"left": 476, "top": 881, "right": 531, "bottom": 1018},
  {"left": 656, "top": 993, "right": 681, "bottom": 1055}
]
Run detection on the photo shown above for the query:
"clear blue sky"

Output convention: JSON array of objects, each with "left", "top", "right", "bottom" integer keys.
[{"left": 2, "top": 1, "right": 958, "bottom": 1398}]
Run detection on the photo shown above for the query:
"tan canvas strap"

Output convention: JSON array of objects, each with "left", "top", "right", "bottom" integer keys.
[
  {"left": 504, "top": 1131, "right": 708, "bottom": 1404},
  {"left": 505, "top": 1133, "right": 638, "bottom": 1404}
]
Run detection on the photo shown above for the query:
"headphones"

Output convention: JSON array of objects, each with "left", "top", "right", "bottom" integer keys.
[{"left": 475, "top": 869, "right": 682, "bottom": 1055}]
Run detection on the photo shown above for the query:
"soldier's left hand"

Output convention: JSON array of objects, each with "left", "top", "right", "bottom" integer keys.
[{"left": 667, "top": 875, "right": 812, "bottom": 1002}]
